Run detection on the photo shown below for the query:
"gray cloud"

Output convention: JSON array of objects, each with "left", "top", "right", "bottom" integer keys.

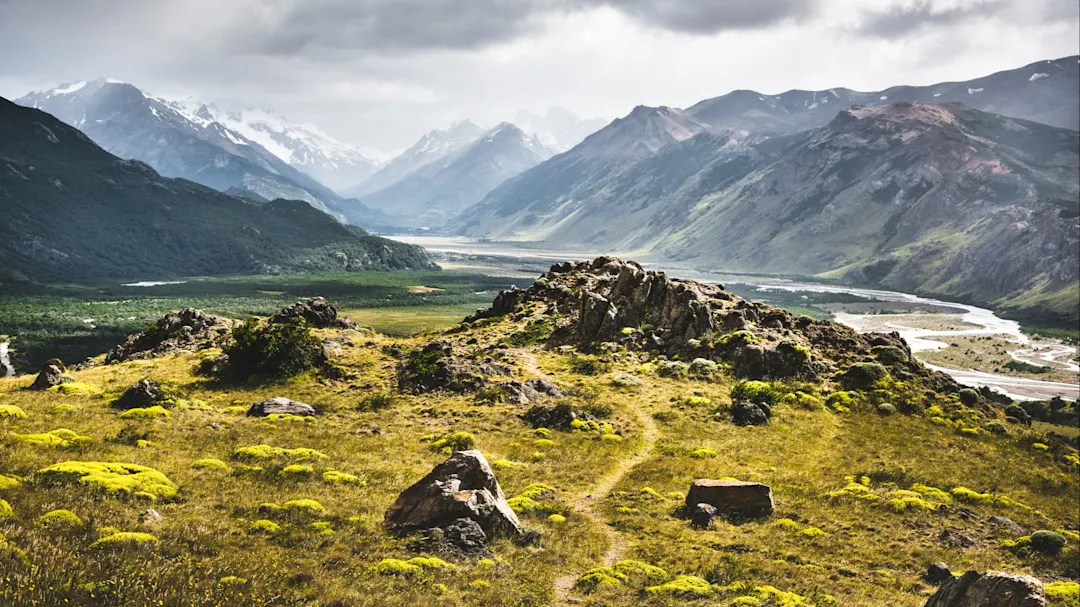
[
  {"left": 856, "top": 1, "right": 1010, "bottom": 39},
  {"left": 597, "top": 0, "right": 815, "bottom": 35}
]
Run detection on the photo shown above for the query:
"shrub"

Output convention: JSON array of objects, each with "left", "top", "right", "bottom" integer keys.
[
  {"left": 657, "top": 361, "right": 690, "bottom": 379},
  {"left": 0, "top": 405, "right": 28, "bottom": 419},
  {"left": 279, "top": 464, "right": 314, "bottom": 480},
  {"left": 611, "top": 373, "right": 643, "bottom": 388},
  {"left": 219, "top": 317, "right": 323, "bottom": 381},
  {"left": 548, "top": 514, "right": 566, "bottom": 524},
  {"left": 0, "top": 474, "right": 21, "bottom": 490},
  {"left": 841, "top": 362, "right": 889, "bottom": 389},
  {"left": 1030, "top": 530, "right": 1067, "bottom": 555},
  {"left": 37, "top": 461, "right": 177, "bottom": 500},
  {"left": 1045, "top": 581, "right": 1079, "bottom": 604},
  {"left": 797, "top": 527, "right": 828, "bottom": 538},
  {"left": 431, "top": 432, "right": 476, "bottom": 452},
  {"left": 118, "top": 406, "right": 171, "bottom": 419},
  {"left": 376, "top": 557, "right": 454, "bottom": 576},
  {"left": 13, "top": 428, "right": 91, "bottom": 448},
  {"left": 191, "top": 458, "right": 230, "bottom": 473},
  {"left": 322, "top": 470, "right": 362, "bottom": 484},
  {"left": 871, "top": 345, "right": 907, "bottom": 364},
  {"left": 876, "top": 403, "right": 897, "bottom": 416},
  {"left": 690, "top": 447, "right": 718, "bottom": 459},
  {"left": 983, "top": 421, "right": 1008, "bottom": 435},
  {"left": 52, "top": 404, "right": 77, "bottom": 414},
  {"left": 37, "top": 509, "right": 82, "bottom": 530},
  {"left": 533, "top": 439, "right": 555, "bottom": 448},
  {"left": 282, "top": 499, "right": 326, "bottom": 517},
  {"left": 358, "top": 392, "right": 398, "bottom": 412},
  {"left": 601, "top": 433, "right": 623, "bottom": 442},
  {"left": 89, "top": 532, "right": 158, "bottom": 550},
  {"left": 567, "top": 356, "right": 608, "bottom": 376},
  {"left": 0, "top": 499, "right": 12, "bottom": 518},
  {"left": 233, "top": 444, "right": 327, "bottom": 463},
  {"left": 492, "top": 459, "right": 525, "bottom": 470},
  {"left": 731, "top": 380, "right": 781, "bottom": 404},
  {"left": 247, "top": 519, "right": 281, "bottom": 535},
  {"left": 957, "top": 388, "right": 980, "bottom": 407},
  {"left": 781, "top": 391, "right": 823, "bottom": 410},
  {"left": 644, "top": 575, "right": 713, "bottom": 597},
  {"left": 689, "top": 358, "right": 719, "bottom": 378}
]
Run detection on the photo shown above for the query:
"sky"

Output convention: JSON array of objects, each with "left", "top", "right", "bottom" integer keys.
[{"left": 1, "top": 0, "right": 1077, "bottom": 157}]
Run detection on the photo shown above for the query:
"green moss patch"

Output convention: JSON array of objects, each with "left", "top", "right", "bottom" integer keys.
[
  {"left": 36, "top": 461, "right": 178, "bottom": 500},
  {"left": 12, "top": 428, "right": 91, "bottom": 448},
  {"left": 89, "top": 531, "right": 159, "bottom": 550}
]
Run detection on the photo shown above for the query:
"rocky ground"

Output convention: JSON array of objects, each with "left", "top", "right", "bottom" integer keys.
[{"left": 0, "top": 258, "right": 1077, "bottom": 607}]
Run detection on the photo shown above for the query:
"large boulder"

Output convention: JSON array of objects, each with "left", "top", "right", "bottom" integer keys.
[
  {"left": 111, "top": 379, "right": 166, "bottom": 410},
  {"left": 106, "top": 308, "right": 238, "bottom": 363},
  {"left": 247, "top": 397, "right": 315, "bottom": 417},
  {"left": 271, "top": 297, "right": 357, "bottom": 329},
  {"left": 925, "top": 570, "right": 1045, "bottom": 607},
  {"left": 384, "top": 450, "right": 524, "bottom": 540},
  {"left": 30, "top": 360, "right": 65, "bottom": 391},
  {"left": 686, "top": 480, "right": 774, "bottom": 518}
]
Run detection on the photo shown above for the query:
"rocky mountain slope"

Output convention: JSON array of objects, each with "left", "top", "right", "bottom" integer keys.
[
  {"left": 0, "top": 258, "right": 1076, "bottom": 607},
  {"left": 344, "top": 120, "right": 488, "bottom": 198},
  {"left": 15, "top": 79, "right": 386, "bottom": 227},
  {"left": 685, "top": 55, "right": 1080, "bottom": 134},
  {"left": 0, "top": 97, "right": 436, "bottom": 283},
  {"left": 457, "top": 103, "right": 1080, "bottom": 324},
  {"left": 161, "top": 100, "right": 380, "bottom": 193},
  {"left": 360, "top": 123, "right": 552, "bottom": 228}
]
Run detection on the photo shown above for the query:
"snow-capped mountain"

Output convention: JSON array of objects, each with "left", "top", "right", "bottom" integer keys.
[
  {"left": 158, "top": 99, "right": 379, "bottom": 193},
  {"left": 359, "top": 122, "right": 552, "bottom": 227},
  {"left": 16, "top": 78, "right": 387, "bottom": 226},
  {"left": 513, "top": 106, "right": 609, "bottom": 152},
  {"left": 343, "top": 120, "right": 487, "bottom": 198}
]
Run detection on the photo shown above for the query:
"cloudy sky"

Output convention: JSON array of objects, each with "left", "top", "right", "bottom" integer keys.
[{"left": 1, "top": 0, "right": 1077, "bottom": 156}]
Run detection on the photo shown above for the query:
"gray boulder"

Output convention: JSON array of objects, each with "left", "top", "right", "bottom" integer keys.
[
  {"left": 925, "top": 570, "right": 1045, "bottom": 607},
  {"left": 686, "top": 479, "right": 774, "bottom": 518},
  {"left": 384, "top": 450, "right": 524, "bottom": 540},
  {"left": 247, "top": 397, "right": 316, "bottom": 417},
  {"left": 30, "top": 363, "right": 64, "bottom": 391},
  {"left": 690, "top": 503, "right": 718, "bottom": 529},
  {"left": 924, "top": 562, "right": 953, "bottom": 584},
  {"left": 111, "top": 379, "right": 166, "bottom": 410},
  {"left": 732, "top": 402, "right": 770, "bottom": 426}
]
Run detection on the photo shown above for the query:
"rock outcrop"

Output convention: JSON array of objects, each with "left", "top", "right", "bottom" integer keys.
[
  {"left": 521, "top": 403, "right": 592, "bottom": 430},
  {"left": 501, "top": 379, "right": 565, "bottom": 404},
  {"left": 271, "top": 297, "right": 357, "bottom": 329},
  {"left": 247, "top": 397, "right": 316, "bottom": 417},
  {"left": 106, "top": 308, "right": 238, "bottom": 363},
  {"left": 925, "top": 570, "right": 1045, "bottom": 607},
  {"left": 397, "top": 340, "right": 511, "bottom": 395},
  {"left": 686, "top": 480, "right": 775, "bottom": 519},
  {"left": 384, "top": 450, "right": 524, "bottom": 540},
  {"left": 732, "top": 402, "right": 770, "bottom": 427}
]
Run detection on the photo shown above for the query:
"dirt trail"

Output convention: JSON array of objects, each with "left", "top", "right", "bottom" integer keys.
[{"left": 551, "top": 401, "right": 659, "bottom": 604}]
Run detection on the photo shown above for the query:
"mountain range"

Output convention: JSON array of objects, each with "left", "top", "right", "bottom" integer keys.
[
  {"left": 0, "top": 96, "right": 435, "bottom": 284},
  {"left": 15, "top": 78, "right": 389, "bottom": 227},
  {"left": 455, "top": 56, "right": 1080, "bottom": 323}
]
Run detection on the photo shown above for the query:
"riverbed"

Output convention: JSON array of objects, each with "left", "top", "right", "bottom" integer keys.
[{"left": 390, "top": 236, "right": 1079, "bottom": 401}]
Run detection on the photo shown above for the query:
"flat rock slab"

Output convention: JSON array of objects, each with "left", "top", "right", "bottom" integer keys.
[
  {"left": 686, "top": 479, "right": 774, "bottom": 518},
  {"left": 247, "top": 397, "right": 316, "bottom": 417},
  {"left": 926, "top": 570, "right": 1045, "bottom": 607},
  {"left": 384, "top": 450, "right": 524, "bottom": 540}
]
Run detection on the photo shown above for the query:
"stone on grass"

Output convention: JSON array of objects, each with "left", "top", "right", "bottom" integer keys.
[
  {"left": 111, "top": 380, "right": 166, "bottom": 410},
  {"left": 924, "top": 562, "right": 953, "bottom": 584},
  {"left": 732, "top": 402, "right": 769, "bottom": 427},
  {"left": 385, "top": 450, "right": 524, "bottom": 541},
  {"left": 31, "top": 362, "right": 64, "bottom": 391},
  {"left": 686, "top": 479, "right": 774, "bottom": 519},
  {"left": 247, "top": 397, "right": 316, "bottom": 417},
  {"left": 925, "top": 570, "right": 1045, "bottom": 607}
]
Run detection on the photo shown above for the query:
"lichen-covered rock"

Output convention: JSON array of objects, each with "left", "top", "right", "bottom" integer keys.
[
  {"left": 686, "top": 480, "right": 774, "bottom": 518},
  {"left": 247, "top": 397, "right": 316, "bottom": 417},
  {"left": 925, "top": 570, "right": 1045, "bottom": 607},
  {"left": 271, "top": 297, "right": 357, "bottom": 329},
  {"left": 106, "top": 308, "right": 238, "bottom": 363},
  {"left": 409, "top": 517, "right": 493, "bottom": 558},
  {"left": 384, "top": 450, "right": 524, "bottom": 540}
]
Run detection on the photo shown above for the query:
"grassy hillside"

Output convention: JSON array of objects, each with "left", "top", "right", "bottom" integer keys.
[{"left": 0, "top": 262, "right": 1077, "bottom": 607}]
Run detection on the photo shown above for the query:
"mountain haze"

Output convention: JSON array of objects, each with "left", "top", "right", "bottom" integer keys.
[{"left": 0, "top": 97, "right": 436, "bottom": 283}]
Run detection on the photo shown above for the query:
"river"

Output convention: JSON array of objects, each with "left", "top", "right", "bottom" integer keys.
[
  {"left": 0, "top": 342, "right": 14, "bottom": 378},
  {"left": 389, "top": 236, "right": 1078, "bottom": 402}
]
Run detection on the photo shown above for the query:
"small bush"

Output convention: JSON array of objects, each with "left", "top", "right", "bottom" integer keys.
[
  {"left": 37, "top": 461, "right": 177, "bottom": 500},
  {"left": 90, "top": 532, "right": 158, "bottom": 550},
  {"left": 322, "top": 470, "right": 362, "bottom": 484},
  {"left": 567, "top": 356, "right": 609, "bottom": 376},
  {"left": 689, "top": 358, "right": 719, "bottom": 378},
  {"left": 841, "top": 362, "right": 889, "bottom": 389},
  {"left": 644, "top": 575, "right": 713, "bottom": 598},
  {"left": 13, "top": 428, "right": 91, "bottom": 448},
  {"left": 871, "top": 345, "right": 907, "bottom": 364},
  {"left": 876, "top": 403, "right": 897, "bottom": 416},
  {"left": 233, "top": 445, "right": 327, "bottom": 463},
  {"left": 37, "top": 509, "right": 83, "bottom": 530},
  {"left": 731, "top": 380, "right": 781, "bottom": 405},
  {"left": 1030, "top": 530, "right": 1067, "bottom": 555},
  {"left": 358, "top": 392, "right": 398, "bottom": 412},
  {"left": 218, "top": 317, "right": 323, "bottom": 381},
  {"left": 279, "top": 464, "right": 315, "bottom": 480},
  {"left": 431, "top": 432, "right": 476, "bottom": 452},
  {"left": 611, "top": 373, "right": 643, "bottom": 388},
  {"left": 657, "top": 361, "right": 690, "bottom": 379},
  {"left": 191, "top": 458, "right": 231, "bottom": 473},
  {"left": 0, "top": 405, "right": 28, "bottom": 419},
  {"left": 248, "top": 519, "right": 281, "bottom": 535},
  {"left": 957, "top": 388, "right": 980, "bottom": 407},
  {"left": 118, "top": 406, "right": 171, "bottom": 419}
]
